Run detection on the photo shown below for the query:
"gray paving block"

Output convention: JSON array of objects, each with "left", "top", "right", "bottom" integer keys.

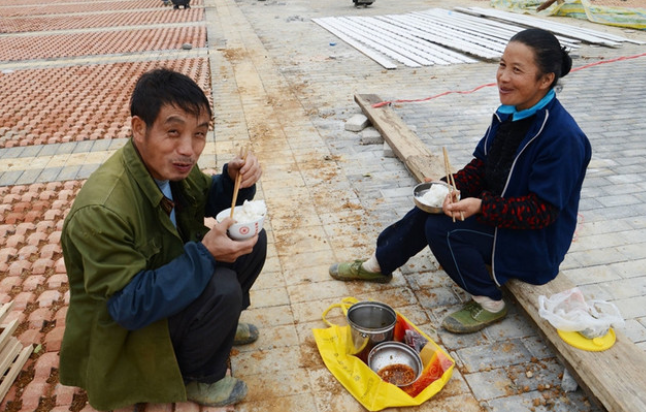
[
  {"left": 15, "top": 168, "right": 42, "bottom": 185},
  {"left": 57, "top": 165, "right": 82, "bottom": 182},
  {"left": 0, "top": 170, "right": 23, "bottom": 186},
  {"left": 455, "top": 339, "right": 534, "bottom": 373},
  {"left": 344, "top": 114, "right": 369, "bottom": 132},
  {"left": 35, "top": 167, "right": 63, "bottom": 183},
  {"left": 360, "top": 127, "right": 383, "bottom": 145},
  {"left": 18, "top": 145, "right": 43, "bottom": 158},
  {"left": 72, "top": 140, "right": 95, "bottom": 154}
]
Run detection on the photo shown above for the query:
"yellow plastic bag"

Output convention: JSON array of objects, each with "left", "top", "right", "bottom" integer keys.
[{"left": 312, "top": 297, "right": 455, "bottom": 411}]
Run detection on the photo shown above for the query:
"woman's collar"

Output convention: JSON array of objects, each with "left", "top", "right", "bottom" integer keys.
[{"left": 497, "top": 89, "right": 555, "bottom": 121}]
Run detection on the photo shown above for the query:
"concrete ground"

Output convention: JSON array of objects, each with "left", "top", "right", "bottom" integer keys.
[{"left": 1, "top": 0, "right": 645, "bottom": 411}]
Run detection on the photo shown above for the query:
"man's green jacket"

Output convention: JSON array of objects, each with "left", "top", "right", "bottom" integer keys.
[{"left": 59, "top": 139, "right": 253, "bottom": 410}]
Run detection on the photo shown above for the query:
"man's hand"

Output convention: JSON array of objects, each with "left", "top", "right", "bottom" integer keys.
[
  {"left": 228, "top": 151, "right": 262, "bottom": 189},
  {"left": 201, "top": 217, "right": 258, "bottom": 262}
]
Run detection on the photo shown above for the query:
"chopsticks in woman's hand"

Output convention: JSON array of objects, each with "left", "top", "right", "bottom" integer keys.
[{"left": 442, "top": 147, "right": 464, "bottom": 222}]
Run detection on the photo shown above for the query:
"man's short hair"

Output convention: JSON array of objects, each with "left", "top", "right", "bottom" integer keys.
[{"left": 130, "top": 68, "right": 213, "bottom": 127}]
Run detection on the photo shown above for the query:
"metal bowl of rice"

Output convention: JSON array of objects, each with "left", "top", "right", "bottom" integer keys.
[{"left": 413, "top": 182, "right": 451, "bottom": 214}]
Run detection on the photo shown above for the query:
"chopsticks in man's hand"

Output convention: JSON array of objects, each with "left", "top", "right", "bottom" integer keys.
[{"left": 230, "top": 146, "right": 249, "bottom": 219}]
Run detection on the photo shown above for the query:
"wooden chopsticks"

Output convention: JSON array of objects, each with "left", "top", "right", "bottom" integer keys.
[
  {"left": 230, "top": 145, "right": 249, "bottom": 219},
  {"left": 442, "top": 147, "right": 464, "bottom": 222}
]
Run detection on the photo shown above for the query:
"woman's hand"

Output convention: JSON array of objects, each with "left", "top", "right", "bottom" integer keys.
[
  {"left": 228, "top": 151, "right": 262, "bottom": 188},
  {"left": 443, "top": 194, "right": 482, "bottom": 221}
]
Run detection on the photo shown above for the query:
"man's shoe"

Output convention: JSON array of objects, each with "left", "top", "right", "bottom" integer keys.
[
  {"left": 234, "top": 322, "right": 259, "bottom": 346},
  {"left": 329, "top": 260, "right": 392, "bottom": 283},
  {"left": 186, "top": 377, "right": 247, "bottom": 407},
  {"left": 441, "top": 300, "right": 508, "bottom": 334}
]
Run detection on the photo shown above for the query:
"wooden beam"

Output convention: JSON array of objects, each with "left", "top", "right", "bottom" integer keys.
[
  {"left": 506, "top": 277, "right": 646, "bottom": 412},
  {"left": 354, "top": 94, "right": 445, "bottom": 182}
]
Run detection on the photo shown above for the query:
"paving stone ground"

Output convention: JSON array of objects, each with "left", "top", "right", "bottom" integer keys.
[{"left": 1, "top": 0, "right": 645, "bottom": 411}]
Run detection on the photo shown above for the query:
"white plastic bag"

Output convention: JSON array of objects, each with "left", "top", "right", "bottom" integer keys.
[{"left": 538, "top": 287, "right": 624, "bottom": 339}]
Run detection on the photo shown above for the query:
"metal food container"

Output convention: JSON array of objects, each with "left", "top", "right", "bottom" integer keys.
[
  {"left": 413, "top": 182, "right": 451, "bottom": 214},
  {"left": 368, "top": 341, "right": 423, "bottom": 387},
  {"left": 346, "top": 301, "right": 397, "bottom": 362}
]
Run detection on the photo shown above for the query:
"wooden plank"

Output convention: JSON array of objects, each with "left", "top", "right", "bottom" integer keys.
[
  {"left": 0, "top": 338, "right": 22, "bottom": 380},
  {"left": 0, "top": 302, "right": 13, "bottom": 324},
  {"left": 0, "top": 319, "right": 18, "bottom": 354},
  {"left": 354, "top": 94, "right": 445, "bottom": 182},
  {"left": 355, "top": 92, "right": 646, "bottom": 412},
  {"left": 0, "top": 345, "right": 33, "bottom": 403},
  {"left": 506, "top": 276, "right": 646, "bottom": 412}
]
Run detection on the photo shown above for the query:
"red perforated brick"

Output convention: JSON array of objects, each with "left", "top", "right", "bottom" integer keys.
[
  {"left": 0, "top": 224, "right": 16, "bottom": 237},
  {"left": 24, "top": 210, "right": 43, "bottom": 223},
  {"left": 0, "top": 247, "right": 17, "bottom": 263},
  {"left": 54, "top": 258, "right": 66, "bottom": 274},
  {"left": 3, "top": 194, "right": 21, "bottom": 204},
  {"left": 48, "top": 231, "right": 62, "bottom": 244},
  {"left": 34, "top": 352, "right": 59, "bottom": 380},
  {"left": 53, "top": 383, "right": 75, "bottom": 407},
  {"left": 0, "top": 276, "right": 23, "bottom": 293},
  {"left": 27, "top": 231, "right": 48, "bottom": 246},
  {"left": 4, "top": 212, "right": 24, "bottom": 224},
  {"left": 9, "top": 260, "right": 32, "bottom": 277},
  {"left": 20, "top": 380, "right": 50, "bottom": 410},
  {"left": 44, "top": 326, "right": 65, "bottom": 352},
  {"left": 40, "top": 244, "right": 62, "bottom": 259},
  {"left": 20, "top": 192, "right": 39, "bottom": 202},
  {"left": 18, "top": 245, "right": 39, "bottom": 258},
  {"left": 23, "top": 275, "right": 46, "bottom": 291},
  {"left": 38, "top": 290, "right": 62, "bottom": 308},
  {"left": 16, "top": 222, "right": 37, "bottom": 234},
  {"left": 12, "top": 291, "right": 36, "bottom": 310},
  {"left": 6, "top": 234, "right": 24, "bottom": 248},
  {"left": 32, "top": 200, "right": 52, "bottom": 212},
  {"left": 36, "top": 221, "right": 56, "bottom": 232},
  {"left": 28, "top": 307, "right": 53, "bottom": 329},
  {"left": 44, "top": 209, "right": 63, "bottom": 221},
  {"left": 47, "top": 274, "right": 68, "bottom": 289},
  {"left": 32, "top": 258, "right": 55, "bottom": 275},
  {"left": 18, "top": 328, "right": 42, "bottom": 348},
  {"left": 12, "top": 202, "right": 32, "bottom": 213}
]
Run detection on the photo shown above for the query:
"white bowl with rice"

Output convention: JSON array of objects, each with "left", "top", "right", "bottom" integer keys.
[{"left": 216, "top": 200, "right": 267, "bottom": 240}]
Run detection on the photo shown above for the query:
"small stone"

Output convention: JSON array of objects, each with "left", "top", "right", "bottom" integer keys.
[
  {"left": 345, "top": 114, "right": 369, "bottom": 132},
  {"left": 360, "top": 127, "right": 383, "bottom": 145}
]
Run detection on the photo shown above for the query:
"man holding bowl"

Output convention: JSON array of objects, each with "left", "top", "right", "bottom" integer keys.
[{"left": 59, "top": 68, "right": 266, "bottom": 410}]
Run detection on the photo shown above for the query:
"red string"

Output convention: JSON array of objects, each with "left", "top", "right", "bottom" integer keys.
[{"left": 372, "top": 52, "right": 646, "bottom": 108}]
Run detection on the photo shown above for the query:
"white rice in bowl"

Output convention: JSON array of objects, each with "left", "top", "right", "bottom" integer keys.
[
  {"left": 418, "top": 184, "right": 449, "bottom": 208},
  {"left": 233, "top": 200, "right": 267, "bottom": 223}
]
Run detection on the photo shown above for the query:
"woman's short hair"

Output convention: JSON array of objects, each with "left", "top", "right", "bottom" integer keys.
[
  {"left": 130, "top": 68, "right": 213, "bottom": 127},
  {"left": 510, "top": 28, "right": 572, "bottom": 89}
]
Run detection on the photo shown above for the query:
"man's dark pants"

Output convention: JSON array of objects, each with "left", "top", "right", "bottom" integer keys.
[{"left": 168, "top": 230, "right": 267, "bottom": 383}]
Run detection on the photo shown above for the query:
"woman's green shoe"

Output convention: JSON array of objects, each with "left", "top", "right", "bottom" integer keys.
[
  {"left": 441, "top": 300, "right": 508, "bottom": 334},
  {"left": 329, "top": 260, "right": 392, "bottom": 283}
]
